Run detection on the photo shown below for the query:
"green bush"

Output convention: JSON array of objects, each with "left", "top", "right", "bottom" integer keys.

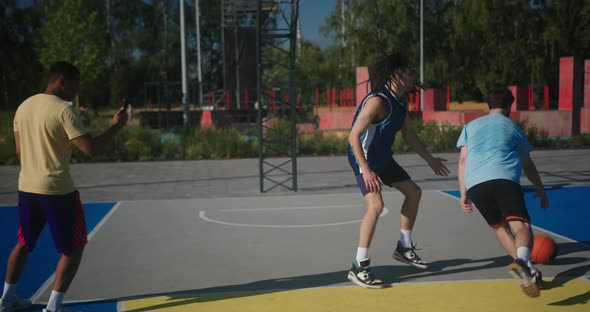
[
  {"left": 393, "top": 121, "right": 463, "bottom": 153},
  {"left": 314, "top": 133, "right": 348, "bottom": 156},
  {"left": 0, "top": 112, "right": 18, "bottom": 165},
  {"left": 184, "top": 127, "right": 256, "bottom": 160},
  {"left": 2, "top": 111, "right": 590, "bottom": 165}
]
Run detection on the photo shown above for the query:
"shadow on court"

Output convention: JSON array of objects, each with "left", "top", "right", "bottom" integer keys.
[{"left": 98, "top": 246, "right": 589, "bottom": 311}]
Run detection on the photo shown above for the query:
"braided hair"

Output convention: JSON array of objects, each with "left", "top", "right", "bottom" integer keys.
[{"left": 367, "top": 52, "right": 422, "bottom": 95}]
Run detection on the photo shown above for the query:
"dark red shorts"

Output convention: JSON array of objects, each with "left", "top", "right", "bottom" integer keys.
[{"left": 17, "top": 190, "right": 87, "bottom": 253}]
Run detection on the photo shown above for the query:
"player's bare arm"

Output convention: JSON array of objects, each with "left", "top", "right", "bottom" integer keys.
[
  {"left": 72, "top": 107, "right": 128, "bottom": 157},
  {"left": 401, "top": 117, "right": 450, "bottom": 176},
  {"left": 457, "top": 146, "right": 472, "bottom": 214},
  {"left": 520, "top": 153, "right": 549, "bottom": 208},
  {"left": 14, "top": 131, "right": 20, "bottom": 161},
  {"left": 348, "top": 97, "right": 386, "bottom": 193}
]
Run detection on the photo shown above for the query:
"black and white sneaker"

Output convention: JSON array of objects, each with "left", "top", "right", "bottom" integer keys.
[
  {"left": 393, "top": 241, "right": 428, "bottom": 269},
  {"left": 347, "top": 258, "right": 386, "bottom": 289},
  {"left": 528, "top": 262, "right": 544, "bottom": 290},
  {"left": 508, "top": 258, "right": 540, "bottom": 298}
]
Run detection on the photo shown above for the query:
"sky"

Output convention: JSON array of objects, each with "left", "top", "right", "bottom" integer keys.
[{"left": 298, "top": 0, "right": 337, "bottom": 48}]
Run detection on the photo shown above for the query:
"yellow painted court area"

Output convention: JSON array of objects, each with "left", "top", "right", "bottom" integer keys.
[{"left": 122, "top": 278, "right": 589, "bottom": 312}]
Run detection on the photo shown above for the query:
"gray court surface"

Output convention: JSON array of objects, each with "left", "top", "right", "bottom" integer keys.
[
  {"left": 0, "top": 149, "right": 588, "bottom": 304},
  {"left": 1, "top": 149, "right": 589, "bottom": 205}
]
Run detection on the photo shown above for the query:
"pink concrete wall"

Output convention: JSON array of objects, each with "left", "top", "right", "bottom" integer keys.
[
  {"left": 423, "top": 111, "right": 462, "bottom": 124},
  {"left": 581, "top": 109, "right": 590, "bottom": 133},
  {"left": 585, "top": 60, "right": 590, "bottom": 109},
  {"left": 319, "top": 112, "right": 355, "bottom": 130},
  {"left": 514, "top": 111, "right": 573, "bottom": 136},
  {"left": 509, "top": 86, "right": 530, "bottom": 111},
  {"left": 422, "top": 111, "right": 487, "bottom": 124},
  {"left": 356, "top": 67, "right": 370, "bottom": 108},
  {"left": 423, "top": 89, "right": 446, "bottom": 111},
  {"left": 559, "top": 57, "right": 576, "bottom": 110},
  {"left": 559, "top": 57, "right": 585, "bottom": 110},
  {"left": 297, "top": 123, "right": 315, "bottom": 134}
]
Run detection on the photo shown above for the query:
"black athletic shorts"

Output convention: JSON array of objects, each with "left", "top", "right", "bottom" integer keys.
[
  {"left": 356, "top": 160, "right": 411, "bottom": 196},
  {"left": 467, "top": 179, "right": 530, "bottom": 228}
]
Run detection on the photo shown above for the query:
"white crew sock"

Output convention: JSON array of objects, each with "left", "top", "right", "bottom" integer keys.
[
  {"left": 1, "top": 282, "right": 16, "bottom": 303},
  {"left": 400, "top": 229, "right": 412, "bottom": 248},
  {"left": 356, "top": 247, "right": 369, "bottom": 262},
  {"left": 46, "top": 290, "right": 65, "bottom": 312},
  {"left": 517, "top": 247, "right": 531, "bottom": 263}
]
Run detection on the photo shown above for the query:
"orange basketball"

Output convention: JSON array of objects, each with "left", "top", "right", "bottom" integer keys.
[{"left": 531, "top": 235, "right": 557, "bottom": 264}]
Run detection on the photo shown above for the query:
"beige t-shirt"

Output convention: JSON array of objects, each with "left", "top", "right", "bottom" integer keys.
[{"left": 13, "top": 94, "right": 88, "bottom": 195}]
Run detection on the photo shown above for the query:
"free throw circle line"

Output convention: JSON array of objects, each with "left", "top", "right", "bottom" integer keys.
[
  {"left": 199, "top": 207, "right": 389, "bottom": 228},
  {"left": 217, "top": 204, "right": 361, "bottom": 212}
]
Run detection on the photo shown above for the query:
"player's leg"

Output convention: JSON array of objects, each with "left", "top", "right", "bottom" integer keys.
[
  {"left": 390, "top": 180, "right": 428, "bottom": 269},
  {"left": 495, "top": 180, "right": 540, "bottom": 297},
  {"left": 380, "top": 161, "right": 427, "bottom": 269},
  {"left": 491, "top": 221, "right": 541, "bottom": 286},
  {"left": 347, "top": 175, "right": 386, "bottom": 289},
  {"left": 358, "top": 191, "right": 385, "bottom": 249},
  {"left": 41, "top": 191, "right": 88, "bottom": 311},
  {"left": 493, "top": 223, "right": 516, "bottom": 258},
  {"left": 0, "top": 192, "right": 44, "bottom": 311},
  {"left": 53, "top": 247, "right": 85, "bottom": 293},
  {"left": 390, "top": 179, "right": 421, "bottom": 239}
]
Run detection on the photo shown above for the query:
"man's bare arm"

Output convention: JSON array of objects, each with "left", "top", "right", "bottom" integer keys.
[
  {"left": 71, "top": 108, "right": 127, "bottom": 157},
  {"left": 14, "top": 131, "right": 20, "bottom": 161}
]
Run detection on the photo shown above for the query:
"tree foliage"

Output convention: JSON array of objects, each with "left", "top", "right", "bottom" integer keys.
[
  {"left": 315, "top": 0, "right": 590, "bottom": 102},
  {"left": 1, "top": 0, "right": 589, "bottom": 110},
  {"left": 35, "top": 0, "right": 107, "bottom": 105}
]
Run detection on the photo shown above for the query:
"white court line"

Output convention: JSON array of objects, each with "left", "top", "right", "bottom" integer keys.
[
  {"left": 218, "top": 204, "right": 361, "bottom": 212},
  {"left": 30, "top": 202, "right": 122, "bottom": 304},
  {"left": 199, "top": 207, "right": 389, "bottom": 228}
]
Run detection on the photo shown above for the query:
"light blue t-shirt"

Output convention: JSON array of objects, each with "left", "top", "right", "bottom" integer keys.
[{"left": 456, "top": 113, "right": 533, "bottom": 190}]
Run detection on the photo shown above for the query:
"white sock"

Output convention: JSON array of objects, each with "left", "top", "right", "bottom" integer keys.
[
  {"left": 46, "top": 290, "right": 64, "bottom": 312},
  {"left": 400, "top": 229, "right": 412, "bottom": 248},
  {"left": 1, "top": 282, "right": 16, "bottom": 303},
  {"left": 516, "top": 247, "right": 531, "bottom": 263},
  {"left": 356, "top": 247, "right": 369, "bottom": 261}
]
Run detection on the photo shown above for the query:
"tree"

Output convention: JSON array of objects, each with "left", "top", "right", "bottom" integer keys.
[
  {"left": 0, "top": 2, "right": 43, "bottom": 109},
  {"left": 35, "top": 0, "right": 107, "bottom": 106}
]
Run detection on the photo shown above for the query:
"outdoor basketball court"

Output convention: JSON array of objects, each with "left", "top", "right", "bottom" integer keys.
[{"left": 0, "top": 151, "right": 588, "bottom": 311}]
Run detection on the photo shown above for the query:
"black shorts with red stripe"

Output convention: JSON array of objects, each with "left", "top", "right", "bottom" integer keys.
[{"left": 467, "top": 179, "right": 530, "bottom": 228}]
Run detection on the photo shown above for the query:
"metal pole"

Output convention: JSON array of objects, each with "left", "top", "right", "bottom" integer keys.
[
  {"left": 195, "top": 0, "right": 203, "bottom": 107},
  {"left": 419, "top": 0, "right": 424, "bottom": 111},
  {"left": 291, "top": 0, "right": 299, "bottom": 191},
  {"left": 256, "top": 0, "right": 264, "bottom": 192},
  {"left": 180, "top": 0, "right": 189, "bottom": 126},
  {"left": 234, "top": 3, "right": 241, "bottom": 109}
]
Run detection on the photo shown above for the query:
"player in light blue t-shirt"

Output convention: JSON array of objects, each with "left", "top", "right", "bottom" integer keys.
[{"left": 457, "top": 88, "right": 548, "bottom": 298}]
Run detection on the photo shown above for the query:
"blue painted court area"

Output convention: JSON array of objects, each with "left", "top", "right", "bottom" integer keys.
[
  {"left": 443, "top": 186, "right": 590, "bottom": 244},
  {"left": 0, "top": 202, "right": 116, "bottom": 301}
]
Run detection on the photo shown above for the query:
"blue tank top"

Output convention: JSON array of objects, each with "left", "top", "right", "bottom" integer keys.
[{"left": 347, "top": 88, "right": 408, "bottom": 175}]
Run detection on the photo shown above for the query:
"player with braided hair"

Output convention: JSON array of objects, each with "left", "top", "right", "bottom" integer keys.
[{"left": 347, "top": 52, "right": 449, "bottom": 288}]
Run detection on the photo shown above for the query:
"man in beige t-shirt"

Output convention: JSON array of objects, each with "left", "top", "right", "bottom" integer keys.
[{"left": 0, "top": 62, "right": 127, "bottom": 312}]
